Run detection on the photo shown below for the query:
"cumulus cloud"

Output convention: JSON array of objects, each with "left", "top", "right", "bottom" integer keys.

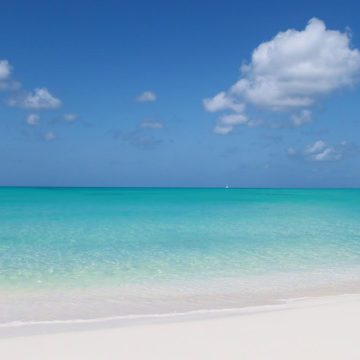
[
  {"left": 0, "top": 60, "right": 11, "bottom": 80},
  {"left": 136, "top": 91, "right": 157, "bottom": 102},
  {"left": 204, "top": 18, "right": 360, "bottom": 133},
  {"left": 0, "top": 60, "right": 20, "bottom": 91},
  {"left": 26, "top": 113, "right": 40, "bottom": 126},
  {"left": 231, "top": 18, "right": 360, "bottom": 109},
  {"left": 289, "top": 140, "right": 355, "bottom": 161},
  {"left": 0, "top": 61, "right": 64, "bottom": 115},
  {"left": 140, "top": 120, "right": 164, "bottom": 129},
  {"left": 9, "top": 88, "right": 62, "bottom": 109}
]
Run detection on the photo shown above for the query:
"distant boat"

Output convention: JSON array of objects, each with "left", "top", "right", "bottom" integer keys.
[{"left": 225, "top": 185, "right": 229, "bottom": 189}]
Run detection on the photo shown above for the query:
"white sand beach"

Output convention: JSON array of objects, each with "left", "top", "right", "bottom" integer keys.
[{"left": 1, "top": 294, "right": 360, "bottom": 359}]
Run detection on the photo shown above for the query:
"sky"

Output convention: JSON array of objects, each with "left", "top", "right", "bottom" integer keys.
[{"left": 1, "top": 0, "right": 360, "bottom": 187}]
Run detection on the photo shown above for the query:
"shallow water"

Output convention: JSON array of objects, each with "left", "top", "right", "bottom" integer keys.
[{"left": 1, "top": 188, "right": 360, "bottom": 324}]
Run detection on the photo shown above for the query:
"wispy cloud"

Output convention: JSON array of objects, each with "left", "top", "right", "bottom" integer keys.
[
  {"left": 288, "top": 140, "right": 357, "bottom": 162},
  {"left": 291, "top": 110, "right": 312, "bottom": 127},
  {"left": 63, "top": 113, "right": 78, "bottom": 122},
  {"left": 0, "top": 60, "right": 11, "bottom": 80},
  {"left": 140, "top": 120, "right": 164, "bottom": 129},
  {"left": 43, "top": 131, "right": 56, "bottom": 141},
  {"left": 136, "top": 91, "right": 157, "bottom": 102},
  {"left": 113, "top": 130, "right": 162, "bottom": 149},
  {"left": 112, "top": 117, "right": 165, "bottom": 148},
  {"left": 204, "top": 18, "right": 360, "bottom": 134},
  {"left": 213, "top": 125, "right": 233, "bottom": 135}
]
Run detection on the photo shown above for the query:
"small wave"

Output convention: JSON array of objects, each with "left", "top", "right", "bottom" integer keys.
[{"left": 2, "top": 293, "right": 358, "bottom": 329}]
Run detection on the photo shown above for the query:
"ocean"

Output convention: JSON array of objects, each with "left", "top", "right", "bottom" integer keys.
[{"left": 1, "top": 187, "right": 360, "bottom": 326}]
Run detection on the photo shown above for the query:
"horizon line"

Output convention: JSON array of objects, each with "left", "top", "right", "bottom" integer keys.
[{"left": 0, "top": 186, "right": 359, "bottom": 190}]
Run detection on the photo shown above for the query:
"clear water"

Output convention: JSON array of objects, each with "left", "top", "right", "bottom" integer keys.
[{"left": 1, "top": 188, "right": 360, "bottom": 324}]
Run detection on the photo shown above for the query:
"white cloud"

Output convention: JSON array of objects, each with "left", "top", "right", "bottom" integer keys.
[
  {"left": 213, "top": 113, "right": 248, "bottom": 134},
  {"left": 26, "top": 113, "right": 40, "bottom": 126},
  {"left": 203, "top": 91, "right": 245, "bottom": 113},
  {"left": 232, "top": 18, "right": 360, "bottom": 109},
  {"left": 219, "top": 113, "right": 248, "bottom": 126},
  {"left": 213, "top": 125, "right": 233, "bottom": 135},
  {"left": 63, "top": 113, "right": 78, "bottom": 122},
  {"left": 136, "top": 91, "right": 156, "bottom": 102},
  {"left": 10, "top": 88, "right": 62, "bottom": 109},
  {"left": 312, "top": 147, "right": 340, "bottom": 161},
  {"left": 289, "top": 139, "right": 354, "bottom": 161},
  {"left": 140, "top": 120, "right": 164, "bottom": 129},
  {"left": 304, "top": 140, "right": 326, "bottom": 155},
  {"left": 0, "top": 60, "right": 11, "bottom": 80},
  {"left": 44, "top": 131, "right": 56, "bottom": 141},
  {"left": 204, "top": 18, "right": 360, "bottom": 133},
  {"left": 0, "top": 60, "right": 20, "bottom": 91}
]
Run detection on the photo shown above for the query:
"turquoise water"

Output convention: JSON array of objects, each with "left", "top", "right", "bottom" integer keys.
[{"left": 1, "top": 188, "right": 360, "bottom": 324}]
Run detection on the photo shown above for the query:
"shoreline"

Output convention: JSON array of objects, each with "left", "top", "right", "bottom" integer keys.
[
  {"left": 2, "top": 273, "right": 360, "bottom": 335},
  {"left": 1, "top": 293, "right": 360, "bottom": 359},
  {"left": 1, "top": 292, "right": 359, "bottom": 338}
]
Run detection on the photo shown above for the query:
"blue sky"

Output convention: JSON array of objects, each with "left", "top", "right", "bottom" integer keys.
[{"left": 1, "top": 0, "right": 360, "bottom": 187}]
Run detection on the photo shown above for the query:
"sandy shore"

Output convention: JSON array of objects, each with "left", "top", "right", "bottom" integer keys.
[{"left": 1, "top": 294, "right": 360, "bottom": 359}]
